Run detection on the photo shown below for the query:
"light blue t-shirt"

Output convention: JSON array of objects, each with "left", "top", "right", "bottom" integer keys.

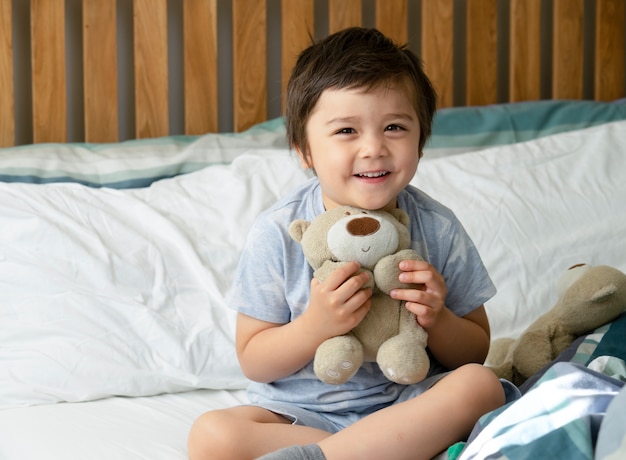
[{"left": 228, "top": 177, "right": 495, "bottom": 414}]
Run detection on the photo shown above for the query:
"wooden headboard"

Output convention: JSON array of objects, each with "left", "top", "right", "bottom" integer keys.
[{"left": 1, "top": 0, "right": 625, "bottom": 147}]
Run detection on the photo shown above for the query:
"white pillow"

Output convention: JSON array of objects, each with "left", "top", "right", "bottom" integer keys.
[
  {"left": 0, "top": 118, "right": 288, "bottom": 188},
  {"left": 0, "top": 152, "right": 308, "bottom": 408}
]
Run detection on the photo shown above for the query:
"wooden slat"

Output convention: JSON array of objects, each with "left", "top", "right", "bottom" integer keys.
[
  {"left": 552, "top": 0, "right": 584, "bottom": 99},
  {"left": 31, "top": 0, "right": 66, "bottom": 143},
  {"left": 233, "top": 0, "right": 267, "bottom": 132},
  {"left": 281, "top": 0, "right": 314, "bottom": 113},
  {"left": 509, "top": 0, "right": 541, "bottom": 101},
  {"left": 594, "top": 0, "right": 625, "bottom": 100},
  {"left": 7, "top": 0, "right": 626, "bottom": 147},
  {"left": 0, "top": 0, "right": 13, "bottom": 147},
  {"left": 83, "top": 0, "right": 118, "bottom": 142},
  {"left": 466, "top": 0, "right": 498, "bottom": 105},
  {"left": 184, "top": 0, "right": 218, "bottom": 134},
  {"left": 376, "top": 0, "right": 407, "bottom": 45},
  {"left": 133, "top": 0, "right": 168, "bottom": 138},
  {"left": 329, "top": 0, "right": 362, "bottom": 33},
  {"left": 421, "top": 0, "right": 454, "bottom": 108}
]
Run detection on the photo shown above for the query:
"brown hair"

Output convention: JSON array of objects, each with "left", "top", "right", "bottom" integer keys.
[{"left": 285, "top": 27, "right": 437, "bottom": 162}]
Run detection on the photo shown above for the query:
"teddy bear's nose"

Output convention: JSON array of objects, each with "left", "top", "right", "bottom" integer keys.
[{"left": 346, "top": 217, "right": 380, "bottom": 236}]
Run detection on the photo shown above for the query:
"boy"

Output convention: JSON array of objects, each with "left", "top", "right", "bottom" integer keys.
[{"left": 188, "top": 27, "right": 513, "bottom": 460}]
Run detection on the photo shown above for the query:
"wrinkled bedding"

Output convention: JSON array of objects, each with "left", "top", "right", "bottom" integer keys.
[{"left": 1, "top": 102, "right": 625, "bottom": 459}]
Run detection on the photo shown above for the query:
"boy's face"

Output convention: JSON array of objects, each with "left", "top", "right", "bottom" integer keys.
[{"left": 297, "top": 82, "right": 421, "bottom": 212}]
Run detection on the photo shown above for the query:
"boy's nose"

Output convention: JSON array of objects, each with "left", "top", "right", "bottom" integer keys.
[{"left": 360, "top": 133, "right": 387, "bottom": 158}]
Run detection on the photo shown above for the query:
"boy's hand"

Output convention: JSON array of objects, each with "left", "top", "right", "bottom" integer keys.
[
  {"left": 390, "top": 259, "right": 447, "bottom": 329},
  {"left": 236, "top": 262, "right": 370, "bottom": 384},
  {"left": 303, "top": 261, "right": 372, "bottom": 343}
]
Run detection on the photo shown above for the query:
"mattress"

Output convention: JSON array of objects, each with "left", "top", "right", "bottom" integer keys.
[{"left": 0, "top": 389, "right": 249, "bottom": 459}]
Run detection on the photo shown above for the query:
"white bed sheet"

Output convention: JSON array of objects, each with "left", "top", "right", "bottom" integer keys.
[{"left": 0, "top": 389, "right": 249, "bottom": 459}]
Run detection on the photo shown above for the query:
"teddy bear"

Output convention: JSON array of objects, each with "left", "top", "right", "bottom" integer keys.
[
  {"left": 486, "top": 264, "right": 626, "bottom": 387},
  {"left": 288, "top": 205, "right": 430, "bottom": 385}
]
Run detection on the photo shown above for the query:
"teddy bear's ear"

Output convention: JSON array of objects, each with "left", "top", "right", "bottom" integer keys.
[
  {"left": 591, "top": 284, "right": 618, "bottom": 302},
  {"left": 288, "top": 220, "right": 311, "bottom": 242},
  {"left": 388, "top": 208, "right": 410, "bottom": 227}
]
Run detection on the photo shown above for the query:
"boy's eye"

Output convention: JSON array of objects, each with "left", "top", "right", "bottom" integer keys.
[
  {"left": 385, "top": 124, "right": 405, "bottom": 132},
  {"left": 336, "top": 127, "right": 355, "bottom": 135}
]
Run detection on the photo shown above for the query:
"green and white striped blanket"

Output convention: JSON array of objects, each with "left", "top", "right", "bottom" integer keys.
[{"left": 452, "top": 314, "right": 626, "bottom": 460}]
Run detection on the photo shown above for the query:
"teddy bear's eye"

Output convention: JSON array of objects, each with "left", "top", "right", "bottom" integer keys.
[{"left": 344, "top": 211, "right": 351, "bottom": 216}]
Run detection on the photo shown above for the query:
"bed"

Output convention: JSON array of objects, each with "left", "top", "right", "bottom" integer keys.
[{"left": 1, "top": 1, "right": 625, "bottom": 459}]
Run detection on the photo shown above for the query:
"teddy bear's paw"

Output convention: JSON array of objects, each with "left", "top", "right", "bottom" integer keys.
[
  {"left": 314, "top": 335, "right": 363, "bottom": 385},
  {"left": 377, "top": 335, "right": 430, "bottom": 384},
  {"left": 315, "top": 360, "right": 360, "bottom": 385},
  {"left": 319, "top": 360, "right": 358, "bottom": 383},
  {"left": 380, "top": 362, "right": 429, "bottom": 385}
]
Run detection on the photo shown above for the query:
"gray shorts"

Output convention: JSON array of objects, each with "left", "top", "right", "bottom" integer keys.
[
  {"left": 251, "top": 372, "right": 449, "bottom": 433},
  {"left": 250, "top": 374, "right": 520, "bottom": 433}
]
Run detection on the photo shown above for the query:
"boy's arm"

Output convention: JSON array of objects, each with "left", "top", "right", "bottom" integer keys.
[
  {"left": 390, "top": 259, "right": 491, "bottom": 369},
  {"left": 235, "top": 313, "right": 326, "bottom": 383},
  {"left": 424, "top": 305, "right": 491, "bottom": 369}
]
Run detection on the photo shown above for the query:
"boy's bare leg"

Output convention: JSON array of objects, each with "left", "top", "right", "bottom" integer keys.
[
  {"left": 318, "top": 364, "right": 504, "bottom": 460},
  {"left": 187, "top": 405, "right": 331, "bottom": 460},
  {"left": 189, "top": 364, "right": 504, "bottom": 460}
]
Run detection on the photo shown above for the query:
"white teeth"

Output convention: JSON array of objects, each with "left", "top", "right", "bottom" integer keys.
[{"left": 358, "top": 171, "right": 387, "bottom": 178}]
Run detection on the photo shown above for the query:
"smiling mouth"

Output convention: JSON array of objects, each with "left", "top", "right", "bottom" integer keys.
[
  {"left": 361, "top": 246, "right": 371, "bottom": 252},
  {"left": 356, "top": 171, "right": 389, "bottom": 178}
]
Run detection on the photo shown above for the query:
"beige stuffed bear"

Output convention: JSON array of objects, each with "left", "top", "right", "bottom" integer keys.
[
  {"left": 288, "top": 205, "right": 430, "bottom": 385},
  {"left": 487, "top": 264, "right": 626, "bottom": 387}
]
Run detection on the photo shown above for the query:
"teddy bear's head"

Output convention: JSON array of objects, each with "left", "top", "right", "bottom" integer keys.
[
  {"left": 288, "top": 206, "right": 412, "bottom": 270},
  {"left": 553, "top": 264, "right": 626, "bottom": 335}
]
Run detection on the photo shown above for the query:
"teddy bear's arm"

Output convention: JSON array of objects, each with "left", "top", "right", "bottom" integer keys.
[
  {"left": 314, "top": 260, "right": 374, "bottom": 288},
  {"left": 313, "top": 260, "right": 346, "bottom": 283},
  {"left": 373, "top": 249, "right": 424, "bottom": 294},
  {"left": 549, "top": 328, "right": 576, "bottom": 358}
]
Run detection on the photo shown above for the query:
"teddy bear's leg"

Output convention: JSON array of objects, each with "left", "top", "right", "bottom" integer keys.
[
  {"left": 485, "top": 362, "right": 514, "bottom": 382},
  {"left": 510, "top": 329, "right": 559, "bottom": 383},
  {"left": 485, "top": 337, "right": 515, "bottom": 367},
  {"left": 376, "top": 308, "right": 429, "bottom": 384},
  {"left": 314, "top": 334, "right": 364, "bottom": 385}
]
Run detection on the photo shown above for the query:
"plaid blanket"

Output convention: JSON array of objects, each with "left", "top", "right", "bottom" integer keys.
[
  {"left": 450, "top": 313, "right": 626, "bottom": 460},
  {"left": 456, "top": 362, "right": 623, "bottom": 460}
]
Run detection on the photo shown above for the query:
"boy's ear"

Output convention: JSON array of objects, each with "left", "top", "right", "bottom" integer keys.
[{"left": 295, "top": 145, "right": 313, "bottom": 169}]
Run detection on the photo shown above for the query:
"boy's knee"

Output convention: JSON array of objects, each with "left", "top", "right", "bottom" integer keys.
[
  {"left": 458, "top": 363, "right": 505, "bottom": 408},
  {"left": 439, "top": 364, "right": 504, "bottom": 409},
  {"left": 187, "top": 412, "right": 214, "bottom": 460},
  {"left": 188, "top": 410, "right": 235, "bottom": 460}
]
